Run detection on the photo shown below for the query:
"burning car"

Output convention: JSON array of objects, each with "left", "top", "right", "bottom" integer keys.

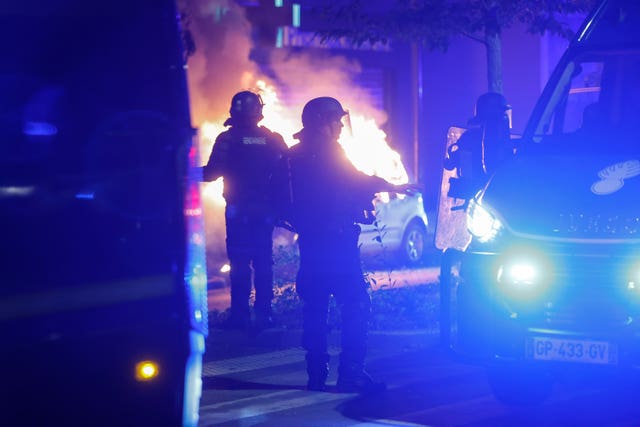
[
  {"left": 359, "top": 190, "right": 429, "bottom": 266},
  {"left": 437, "top": 0, "right": 640, "bottom": 405}
]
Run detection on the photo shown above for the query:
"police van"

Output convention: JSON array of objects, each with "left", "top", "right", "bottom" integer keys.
[
  {"left": 0, "top": 1, "right": 207, "bottom": 425},
  {"left": 437, "top": 0, "right": 640, "bottom": 404}
]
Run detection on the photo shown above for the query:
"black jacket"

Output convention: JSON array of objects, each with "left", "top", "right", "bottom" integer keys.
[
  {"left": 284, "top": 129, "right": 393, "bottom": 235},
  {"left": 202, "top": 124, "right": 287, "bottom": 211}
]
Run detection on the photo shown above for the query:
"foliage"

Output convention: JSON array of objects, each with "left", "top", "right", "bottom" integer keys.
[
  {"left": 361, "top": 217, "right": 398, "bottom": 288},
  {"left": 267, "top": 281, "right": 440, "bottom": 331},
  {"left": 210, "top": 283, "right": 440, "bottom": 331},
  {"left": 316, "top": 0, "right": 597, "bottom": 49},
  {"left": 272, "top": 241, "right": 300, "bottom": 286},
  {"left": 370, "top": 284, "right": 439, "bottom": 330},
  {"left": 312, "top": 0, "right": 598, "bottom": 92},
  {"left": 209, "top": 225, "right": 439, "bottom": 331},
  {"left": 271, "top": 283, "right": 305, "bottom": 329}
]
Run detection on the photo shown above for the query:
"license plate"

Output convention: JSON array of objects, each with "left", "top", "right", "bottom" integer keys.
[{"left": 527, "top": 336, "right": 618, "bottom": 365}]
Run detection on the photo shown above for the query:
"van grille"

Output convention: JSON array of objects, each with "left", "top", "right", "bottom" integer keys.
[
  {"left": 551, "top": 213, "right": 640, "bottom": 238},
  {"left": 532, "top": 253, "right": 637, "bottom": 330}
]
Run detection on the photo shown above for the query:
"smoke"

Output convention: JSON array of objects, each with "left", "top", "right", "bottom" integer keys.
[
  {"left": 179, "top": 0, "right": 259, "bottom": 127},
  {"left": 180, "top": 0, "right": 387, "bottom": 130},
  {"left": 268, "top": 49, "right": 388, "bottom": 131},
  {"left": 179, "top": 0, "right": 390, "bottom": 274}
]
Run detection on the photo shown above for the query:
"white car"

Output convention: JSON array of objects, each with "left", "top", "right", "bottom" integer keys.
[{"left": 358, "top": 191, "right": 429, "bottom": 266}]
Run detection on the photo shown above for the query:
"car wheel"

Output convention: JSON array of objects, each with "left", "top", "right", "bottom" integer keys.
[
  {"left": 400, "top": 221, "right": 426, "bottom": 265},
  {"left": 487, "top": 365, "right": 554, "bottom": 406}
]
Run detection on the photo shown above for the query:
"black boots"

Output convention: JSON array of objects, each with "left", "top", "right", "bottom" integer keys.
[
  {"left": 306, "top": 356, "right": 386, "bottom": 394},
  {"left": 336, "top": 362, "right": 386, "bottom": 394}
]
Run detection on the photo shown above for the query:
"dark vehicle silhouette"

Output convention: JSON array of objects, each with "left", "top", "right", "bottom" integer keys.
[{"left": 0, "top": 1, "right": 207, "bottom": 425}]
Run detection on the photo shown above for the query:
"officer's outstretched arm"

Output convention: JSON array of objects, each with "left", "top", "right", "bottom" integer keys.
[{"left": 394, "top": 182, "right": 423, "bottom": 195}]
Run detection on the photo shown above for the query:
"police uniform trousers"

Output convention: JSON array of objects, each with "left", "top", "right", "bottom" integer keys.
[
  {"left": 295, "top": 224, "right": 371, "bottom": 374},
  {"left": 225, "top": 206, "right": 274, "bottom": 322}
]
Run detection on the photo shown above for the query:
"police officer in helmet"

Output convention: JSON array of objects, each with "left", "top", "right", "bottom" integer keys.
[
  {"left": 445, "top": 92, "right": 513, "bottom": 180},
  {"left": 284, "top": 96, "right": 417, "bottom": 393},
  {"left": 202, "top": 90, "right": 288, "bottom": 332}
]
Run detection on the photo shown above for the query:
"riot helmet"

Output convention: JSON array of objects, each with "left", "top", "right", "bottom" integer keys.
[
  {"left": 228, "top": 90, "right": 264, "bottom": 124},
  {"left": 468, "top": 92, "right": 511, "bottom": 126},
  {"left": 301, "top": 97, "right": 348, "bottom": 128}
]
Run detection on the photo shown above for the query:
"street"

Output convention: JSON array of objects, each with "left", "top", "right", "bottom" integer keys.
[{"left": 201, "top": 328, "right": 640, "bottom": 427}]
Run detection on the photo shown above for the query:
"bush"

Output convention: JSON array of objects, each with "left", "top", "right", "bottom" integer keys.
[
  {"left": 209, "top": 233, "right": 442, "bottom": 331},
  {"left": 370, "top": 284, "right": 439, "bottom": 330},
  {"left": 268, "top": 282, "right": 439, "bottom": 331}
]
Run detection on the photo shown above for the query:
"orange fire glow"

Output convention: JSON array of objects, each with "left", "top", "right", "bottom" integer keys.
[{"left": 200, "top": 80, "right": 409, "bottom": 206}]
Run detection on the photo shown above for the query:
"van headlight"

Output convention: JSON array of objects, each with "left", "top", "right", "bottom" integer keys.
[
  {"left": 496, "top": 249, "right": 552, "bottom": 301},
  {"left": 467, "top": 199, "right": 503, "bottom": 243}
]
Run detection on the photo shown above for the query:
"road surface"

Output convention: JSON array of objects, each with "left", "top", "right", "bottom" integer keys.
[{"left": 201, "top": 329, "right": 640, "bottom": 426}]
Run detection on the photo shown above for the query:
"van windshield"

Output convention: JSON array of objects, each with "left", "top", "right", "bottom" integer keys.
[
  {"left": 525, "top": 0, "right": 640, "bottom": 156},
  {"left": 528, "top": 49, "right": 640, "bottom": 157},
  {"left": 0, "top": 0, "right": 189, "bottom": 296}
]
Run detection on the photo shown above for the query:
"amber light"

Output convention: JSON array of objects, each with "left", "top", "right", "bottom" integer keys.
[{"left": 135, "top": 360, "right": 160, "bottom": 382}]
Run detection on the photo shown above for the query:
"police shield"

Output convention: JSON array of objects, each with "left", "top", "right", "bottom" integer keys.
[{"left": 434, "top": 126, "right": 474, "bottom": 252}]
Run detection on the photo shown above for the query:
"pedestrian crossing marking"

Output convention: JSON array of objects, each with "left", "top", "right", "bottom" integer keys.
[{"left": 198, "top": 389, "right": 353, "bottom": 426}]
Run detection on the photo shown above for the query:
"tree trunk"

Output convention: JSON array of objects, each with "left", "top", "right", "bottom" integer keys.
[{"left": 485, "top": 32, "right": 503, "bottom": 94}]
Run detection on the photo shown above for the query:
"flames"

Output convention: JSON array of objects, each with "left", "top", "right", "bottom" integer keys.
[
  {"left": 339, "top": 114, "right": 409, "bottom": 185},
  {"left": 200, "top": 80, "right": 409, "bottom": 206}
]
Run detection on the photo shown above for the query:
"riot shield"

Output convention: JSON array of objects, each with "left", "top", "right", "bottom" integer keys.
[{"left": 434, "top": 126, "right": 474, "bottom": 251}]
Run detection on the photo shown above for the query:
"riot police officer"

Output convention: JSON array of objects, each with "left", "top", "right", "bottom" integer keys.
[
  {"left": 202, "top": 91, "right": 288, "bottom": 331},
  {"left": 445, "top": 92, "right": 513, "bottom": 180},
  {"left": 284, "top": 96, "right": 416, "bottom": 393}
]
